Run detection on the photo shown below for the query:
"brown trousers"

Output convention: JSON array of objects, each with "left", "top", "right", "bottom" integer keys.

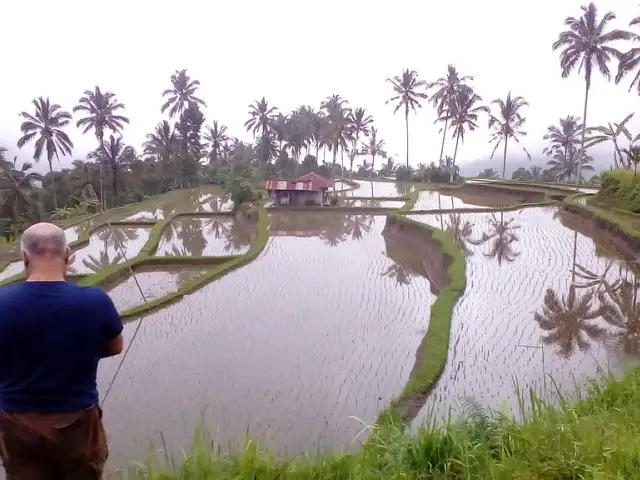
[{"left": 0, "top": 405, "right": 108, "bottom": 480}]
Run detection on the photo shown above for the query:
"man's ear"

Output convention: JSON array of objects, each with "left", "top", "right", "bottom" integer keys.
[
  {"left": 63, "top": 247, "right": 71, "bottom": 266},
  {"left": 23, "top": 251, "right": 29, "bottom": 268}
]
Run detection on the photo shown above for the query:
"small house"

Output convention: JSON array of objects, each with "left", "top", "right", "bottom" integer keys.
[{"left": 265, "top": 173, "right": 330, "bottom": 206}]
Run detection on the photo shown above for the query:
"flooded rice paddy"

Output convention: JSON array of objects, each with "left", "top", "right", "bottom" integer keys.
[
  {"left": 407, "top": 207, "right": 640, "bottom": 427},
  {"left": 70, "top": 226, "right": 151, "bottom": 274},
  {"left": 155, "top": 216, "right": 256, "bottom": 257},
  {"left": 0, "top": 261, "right": 23, "bottom": 282},
  {"left": 353, "top": 180, "right": 414, "bottom": 198},
  {"left": 343, "top": 199, "right": 407, "bottom": 209},
  {"left": 411, "top": 190, "right": 486, "bottom": 211},
  {"left": 98, "top": 212, "right": 441, "bottom": 466},
  {"left": 106, "top": 267, "right": 209, "bottom": 312}
]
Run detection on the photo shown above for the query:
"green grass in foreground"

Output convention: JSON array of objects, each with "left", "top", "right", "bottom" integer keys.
[{"left": 124, "top": 368, "right": 640, "bottom": 479}]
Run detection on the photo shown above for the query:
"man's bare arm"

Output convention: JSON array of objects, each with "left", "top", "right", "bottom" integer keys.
[{"left": 102, "top": 334, "right": 124, "bottom": 358}]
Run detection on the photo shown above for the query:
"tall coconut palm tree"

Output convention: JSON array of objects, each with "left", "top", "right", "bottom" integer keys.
[
  {"left": 585, "top": 113, "right": 634, "bottom": 168},
  {"left": 386, "top": 69, "right": 428, "bottom": 169},
  {"left": 89, "top": 135, "right": 136, "bottom": 204},
  {"left": 143, "top": 121, "right": 179, "bottom": 182},
  {"left": 348, "top": 108, "right": 374, "bottom": 176},
  {"left": 203, "top": 121, "right": 229, "bottom": 166},
  {"left": 245, "top": 97, "right": 278, "bottom": 177},
  {"left": 548, "top": 149, "right": 595, "bottom": 182},
  {"left": 161, "top": 69, "right": 206, "bottom": 118},
  {"left": 449, "top": 88, "right": 488, "bottom": 166},
  {"left": 360, "top": 128, "right": 387, "bottom": 178},
  {"left": 321, "top": 95, "right": 352, "bottom": 176},
  {"left": 0, "top": 159, "right": 42, "bottom": 238},
  {"left": 74, "top": 86, "right": 129, "bottom": 209},
  {"left": 553, "top": 2, "right": 633, "bottom": 183},
  {"left": 616, "top": 16, "right": 640, "bottom": 95},
  {"left": 429, "top": 65, "right": 474, "bottom": 164},
  {"left": 488, "top": 93, "right": 531, "bottom": 178},
  {"left": 17, "top": 97, "right": 74, "bottom": 209},
  {"left": 542, "top": 115, "right": 583, "bottom": 163}
]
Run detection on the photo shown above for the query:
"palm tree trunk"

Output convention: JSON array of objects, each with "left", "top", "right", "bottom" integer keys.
[
  {"left": 405, "top": 108, "right": 410, "bottom": 169},
  {"left": 575, "top": 81, "right": 591, "bottom": 185},
  {"left": 340, "top": 149, "right": 344, "bottom": 175},
  {"left": 452, "top": 132, "right": 461, "bottom": 182},
  {"left": 49, "top": 160, "right": 57, "bottom": 210},
  {"left": 501, "top": 138, "right": 509, "bottom": 179},
  {"left": 438, "top": 117, "right": 449, "bottom": 163},
  {"left": 12, "top": 203, "right": 20, "bottom": 239},
  {"left": 331, "top": 148, "right": 337, "bottom": 179},
  {"left": 371, "top": 154, "right": 376, "bottom": 178},
  {"left": 97, "top": 133, "right": 106, "bottom": 210},
  {"left": 111, "top": 162, "right": 118, "bottom": 207}
]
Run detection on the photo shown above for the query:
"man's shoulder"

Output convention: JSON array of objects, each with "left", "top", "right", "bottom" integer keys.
[{"left": 0, "top": 282, "right": 109, "bottom": 303}]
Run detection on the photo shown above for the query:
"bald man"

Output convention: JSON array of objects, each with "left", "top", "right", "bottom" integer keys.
[{"left": 0, "top": 223, "right": 124, "bottom": 479}]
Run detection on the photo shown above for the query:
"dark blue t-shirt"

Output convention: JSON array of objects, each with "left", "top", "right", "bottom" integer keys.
[{"left": 0, "top": 281, "right": 123, "bottom": 413}]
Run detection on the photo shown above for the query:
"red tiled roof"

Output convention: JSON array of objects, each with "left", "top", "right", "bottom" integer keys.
[{"left": 265, "top": 173, "right": 329, "bottom": 192}]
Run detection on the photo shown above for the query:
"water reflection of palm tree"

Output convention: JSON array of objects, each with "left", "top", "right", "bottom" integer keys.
[
  {"left": 473, "top": 212, "right": 520, "bottom": 264},
  {"left": 444, "top": 213, "right": 475, "bottom": 256},
  {"left": 345, "top": 214, "right": 374, "bottom": 241},
  {"left": 179, "top": 219, "right": 208, "bottom": 257},
  {"left": 320, "top": 215, "right": 349, "bottom": 246},
  {"left": 599, "top": 278, "right": 640, "bottom": 355},
  {"left": 107, "top": 227, "right": 140, "bottom": 254},
  {"left": 202, "top": 216, "right": 230, "bottom": 240},
  {"left": 223, "top": 219, "right": 256, "bottom": 252},
  {"left": 534, "top": 285, "right": 605, "bottom": 358},
  {"left": 77, "top": 227, "right": 137, "bottom": 273},
  {"left": 395, "top": 182, "right": 414, "bottom": 197},
  {"left": 82, "top": 250, "right": 125, "bottom": 273},
  {"left": 381, "top": 262, "right": 414, "bottom": 286}
]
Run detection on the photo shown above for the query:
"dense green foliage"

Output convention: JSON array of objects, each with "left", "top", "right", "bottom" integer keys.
[{"left": 597, "top": 168, "right": 640, "bottom": 211}]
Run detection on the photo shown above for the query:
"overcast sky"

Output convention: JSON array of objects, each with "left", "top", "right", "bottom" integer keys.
[{"left": 2, "top": 0, "right": 639, "bottom": 174}]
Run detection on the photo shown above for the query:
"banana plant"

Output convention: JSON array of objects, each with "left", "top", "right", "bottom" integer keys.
[{"left": 585, "top": 113, "right": 634, "bottom": 168}]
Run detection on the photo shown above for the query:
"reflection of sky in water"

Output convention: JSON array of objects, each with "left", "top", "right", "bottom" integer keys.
[
  {"left": 353, "top": 180, "right": 412, "bottom": 197},
  {"left": 106, "top": 268, "right": 208, "bottom": 312},
  {"left": 407, "top": 207, "right": 640, "bottom": 428},
  {"left": 98, "top": 214, "right": 439, "bottom": 466},
  {"left": 70, "top": 227, "right": 151, "bottom": 274},
  {"left": 125, "top": 209, "right": 165, "bottom": 221},
  {"left": 350, "top": 200, "right": 406, "bottom": 209},
  {"left": 411, "top": 190, "right": 485, "bottom": 211},
  {"left": 0, "top": 261, "right": 23, "bottom": 282}
]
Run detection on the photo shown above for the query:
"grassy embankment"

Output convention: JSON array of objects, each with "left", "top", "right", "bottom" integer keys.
[
  {"left": 123, "top": 369, "right": 640, "bottom": 479},
  {"left": 125, "top": 180, "right": 640, "bottom": 479}
]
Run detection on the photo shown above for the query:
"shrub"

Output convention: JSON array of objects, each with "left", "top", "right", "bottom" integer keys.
[
  {"left": 330, "top": 197, "right": 339, "bottom": 206},
  {"left": 597, "top": 168, "right": 640, "bottom": 212}
]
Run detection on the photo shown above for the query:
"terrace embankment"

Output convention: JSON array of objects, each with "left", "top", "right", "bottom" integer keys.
[
  {"left": 444, "top": 182, "right": 553, "bottom": 206},
  {"left": 563, "top": 198, "right": 640, "bottom": 254}
]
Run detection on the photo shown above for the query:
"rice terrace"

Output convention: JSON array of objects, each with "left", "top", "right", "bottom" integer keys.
[{"left": 1, "top": 177, "right": 638, "bottom": 472}]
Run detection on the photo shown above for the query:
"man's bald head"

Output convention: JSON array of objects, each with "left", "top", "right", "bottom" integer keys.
[{"left": 21, "top": 223, "right": 68, "bottom": 258}]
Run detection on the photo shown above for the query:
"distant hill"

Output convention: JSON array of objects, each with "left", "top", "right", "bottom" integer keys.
[{"left": 458, "top": 144, "right": 614, "bottom": 179}]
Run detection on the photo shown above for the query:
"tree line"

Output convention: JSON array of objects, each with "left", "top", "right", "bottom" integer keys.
[{"left": 2, "top": 2, "right": 640, "bottom": 240}]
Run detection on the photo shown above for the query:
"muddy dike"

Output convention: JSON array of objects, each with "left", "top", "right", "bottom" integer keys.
[
  {"left": 448, "top": 183, "right": 551, "bottom": 204},
  {"left": 379, "top": 214, "right": 462, "bottom": 423},
  {"left": 382, "top": 217, "right": 450, "bottom": 296},
  {"left": 563, "top": 201, "right": 640, "bottom": 255}
]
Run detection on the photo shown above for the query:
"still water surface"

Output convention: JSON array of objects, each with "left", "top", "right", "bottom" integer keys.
[
  {"left": 408, "top": 207, "right": 640, "bottom": 427},
  {"left": 99, "top": 213, "right": 439, "bottom": 467}
]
